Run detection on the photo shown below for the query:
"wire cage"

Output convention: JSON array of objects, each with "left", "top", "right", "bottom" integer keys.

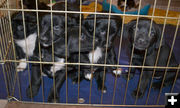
[{"left": 0, "top": 0, "right": 180, "bottom": 107}]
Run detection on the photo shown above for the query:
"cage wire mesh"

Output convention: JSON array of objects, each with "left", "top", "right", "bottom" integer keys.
[{"left": 0, "top": 0, "right": 180, "bottom": 107}]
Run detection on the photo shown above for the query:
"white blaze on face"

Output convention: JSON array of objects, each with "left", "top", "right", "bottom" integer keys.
[{"left": 15, "top": 32, "right": 37, "bottom": 56}]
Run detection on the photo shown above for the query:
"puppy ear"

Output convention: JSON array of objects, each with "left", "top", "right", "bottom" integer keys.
[
  {"left": 123, "top": 20, "right": 137, "bottom": 39},
  {"left": 122, "top": 20, "right": 137, "bottom": 48},
  {"left": 67, "top": 16, "right": 79, "bottom": 26},
  {"left": 154, "top": 23, "right": 165, "bottom": 49}
]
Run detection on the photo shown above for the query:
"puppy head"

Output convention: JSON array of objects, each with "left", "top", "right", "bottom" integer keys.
[
  {"left": 40, "top": 11, "right": 80, "bottom": 47},
  {"left": 125, "top": 18, "right": 164, "bottom": 50},
  {"left": 83, "top": 14, "right": 122, "bottom": 49},
  {"left": 40, "top": 14, "right": 65, "bottom": 47},
  {"left": 11, "top": 12, "right": 37, "bottom": 40}
]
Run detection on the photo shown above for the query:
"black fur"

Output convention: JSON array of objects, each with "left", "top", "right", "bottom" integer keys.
[
  {"left": 22, "top": 0, "right": 49, "bottom": 9},
  {"left": 123, "top": 18, "right": 179, "bottom": 98},
  {"left": 39, "top": 2, "right": 81, "bottom": 47},
  {"left": 70, "top": 14, "right": 122, "bottom": 92},
  {"left": 26, "top": 25, "right": 94, "bottom": 102},
  {"left": 118, "top": 0, "right": 137, "bottom": 10}
]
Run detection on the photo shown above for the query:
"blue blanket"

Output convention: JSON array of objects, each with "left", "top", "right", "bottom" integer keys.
[{"left": 0, "top": 24, "right": 179, "bottom": 106}]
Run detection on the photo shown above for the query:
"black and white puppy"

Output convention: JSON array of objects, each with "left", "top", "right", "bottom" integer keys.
[
  {"left": 11, "top": 12, "right": 38, "bottom": 72},
  {"left": 123, "top": 18, "right": 179, "bottom": 98},
  {"left": 70, "top": 14, "right": 122, "bottom": 92},
  {"left": 28, "top": 1, "right": 81, "bottom": 76},
  {"left": 26, "top": 26, "right": 94, "bottom": 102},
  {"left": 11, "top": 1, "right": 50, "bottom": 72},
  {"left": 26, "top": 2, "right": 86, "bottom": 102}
]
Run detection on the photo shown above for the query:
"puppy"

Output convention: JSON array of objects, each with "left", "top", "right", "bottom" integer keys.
[
  {"left": 123, "top": 18, "right": 179, "bottom": 98},
  {"left": 11, "top": 12, "right": 39, "bottom": 72},
  {"left": 26, "top": 26, "right": 94, "bottom": 102},
  {"left": 70, "top": 14, "right": 122, "bottom": 92},
  {"left": 26, "top": 2, "right": 83, "bottom": 102},
  {"left": 39, "top": 2, "right": 81, "bottom": 47},
  {"left": 118, "top": 0, "right": 138, "bottom": 11}
]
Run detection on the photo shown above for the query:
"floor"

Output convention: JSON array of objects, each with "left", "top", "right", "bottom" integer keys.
[
  {"left": 0, "top": 100, "right": 7, "bottom": 108},
  {"left": 3, "top": 101, "right": 107, "bottom": 108}
]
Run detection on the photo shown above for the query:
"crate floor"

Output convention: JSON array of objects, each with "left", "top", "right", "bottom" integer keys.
[{"left": 0, "top": 24, "right": 180, "bottom": 105}]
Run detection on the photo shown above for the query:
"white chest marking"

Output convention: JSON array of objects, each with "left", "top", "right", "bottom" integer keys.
[
  {"left": 15, "top": 33, "right": 37, "bottom": 56},
  {"left": 88, "top": 47, "right": 102, "bottom": 63},
  {"left": 50, "top": 58, "right": 65, "bottom": 75},
  {"left": 85, "top": 73, "right": 92, "bottom": 80}
]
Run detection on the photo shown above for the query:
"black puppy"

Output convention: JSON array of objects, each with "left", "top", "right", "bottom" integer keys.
[
  {"left": 70, "top": 14, "right": 122, "bottom": 92},
  {"left": 26, "top": 26, "right": 94, "bottom": 102},
  {"left": 11, "top": 12, "right": 39, "bottom": 72},
  {"left": 123, "top": 18, "right": 179, "bottom": 98},
  {"left": 22, "top": 0, "right": 48, "bottom": 9}
]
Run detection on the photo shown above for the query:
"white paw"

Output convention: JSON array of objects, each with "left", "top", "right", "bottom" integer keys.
[
  {"left": 16, "top": 62, "right": 27, "bottom": 72},
  {"left": 113, "top": 68, "right": 122, "bottom": 75},
  {"left": 41, "top": 72, "right": 47, "bottom": 76},
  {"left": 85, "top": 73, "right": 92, "bottom": 80},
  {"left": 78, "top": 98, "right": 85, "bottom": 103},
  {"left": 50, "top": 66, "right": 57, "bottom": 75},
  {"left": 125, "top": 69, "right": 128, "bottom": 73},
  {"left": 102, "top": 89, "right": 107, "bottom": 93}
]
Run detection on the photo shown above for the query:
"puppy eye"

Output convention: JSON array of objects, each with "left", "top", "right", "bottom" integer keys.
[
  {"left": 100, "top": 31, "right": 106, "bottom": 35},
  {"left": 89, "top": 27, "right": 93, "bottom": 32},
  {"left": 134, "top": 27, "right": 139, "bottom": 31},
  {"left": 80, "top": 33, "right": 86, "bottom": 40},
  {"left": 17, "top": 25, "right": 23, "bottom": 31},
  {"left": 53, "top": 25, "right": 60, "bottom": 31},
  {"left": 132, "top": 25, "right": 139, "bottom": 31},
  {"left": 151, "top": 31, "right": 155, "bottom": 36}
]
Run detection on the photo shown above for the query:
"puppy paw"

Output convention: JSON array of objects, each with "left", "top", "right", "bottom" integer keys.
[
  {"left": 131, "top": 90, "right": 144, "bottom": 99},
  {"left": 98, "top": 85, "right": 107, "bottom": 93},
  {"left": 50, "top": 66, "right": 57, "bottom": 76},
  {"left": 16, "top": 61, "right": 27, "bottom": 72},
  {"left": 84, "top": 73, "right": 92, "bottom": 80},
  {"left": 113, "top": 68, "right": 122, "bottom": 75},
  {"left": 41, "top": 72, "right": 47, "bottom": 77},
  {"left": 26, "top": 85, "right": 40, "bottom": 98}
]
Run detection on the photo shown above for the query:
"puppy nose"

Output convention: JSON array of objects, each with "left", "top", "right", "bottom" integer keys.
[
  {"left": 40, "top": 36, "right": 48, "bottom": 41},
  {"left": 138, "top": 38, "right": 145, "bottom": 44}
]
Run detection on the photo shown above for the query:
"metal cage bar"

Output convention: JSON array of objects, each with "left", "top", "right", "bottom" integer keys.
[
  {"left": 35, "top": 0, "right": 45, "bottom": 102},
  {"left": 112, "top": 0, "right": 128, "bottom": 104},
  {"left": 6, "top": 0, "right": 22, "bottom": 100},
  {"left": 0, "top": 0, "right": 179, "bottom": 107},
  {"left": 88, "top": 0, "right": 98, "bottom": 104},
  {"left": 123, "top": 0, "right": 143, "bottom": 104}
]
